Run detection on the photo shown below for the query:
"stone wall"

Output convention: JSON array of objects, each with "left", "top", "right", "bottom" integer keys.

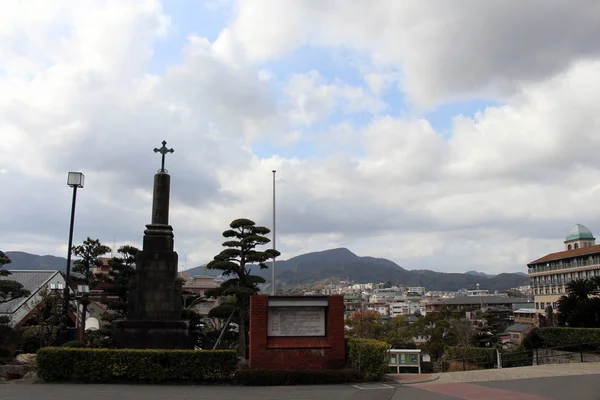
[{"left": 536, "top": 349, "right": 600, "bottom": 364}]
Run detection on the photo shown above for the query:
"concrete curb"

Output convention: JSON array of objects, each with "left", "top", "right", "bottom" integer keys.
[{"left": 385, "top": 374, "right": 440, "bottom": 385}]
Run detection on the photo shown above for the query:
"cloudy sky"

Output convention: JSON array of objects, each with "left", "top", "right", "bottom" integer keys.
[{"left": 2, "top": 0, "right": 600, "bottom": 275}]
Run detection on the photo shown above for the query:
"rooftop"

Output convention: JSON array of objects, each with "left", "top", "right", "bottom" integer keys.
[
  {"left": 505, "top": 323, "right": 535, "bottom": 333},
  {"left": 566, "top": 224, "right": 595, "bottom": 241},
  {"left": 0, "top": 270, "right": 60, "bottom": 313},
  {"left": 528, "top": 243, "right": 600, "bottom": 265},
  {"left": 433, "top": 296, "right": 526, "bottom": 306}
]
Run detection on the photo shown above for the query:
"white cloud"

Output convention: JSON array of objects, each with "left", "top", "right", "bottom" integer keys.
[
  {"left": 223, "top": 0, "right": 600, "bottom": 107},
  {"left": 3, "top": 0, "right": 600, "bottom": 278}
]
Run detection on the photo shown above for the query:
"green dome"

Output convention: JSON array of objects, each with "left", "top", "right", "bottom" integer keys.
[{"left": 566, "top": 224, "right": 595, "bottom": 241}]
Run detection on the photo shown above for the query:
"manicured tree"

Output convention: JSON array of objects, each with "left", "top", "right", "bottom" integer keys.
[
  {"left": 206, "top": 218, "right": 279, "bottom": 359},
  {"left": 95, "top": 245, "right": 138, "bottom": 338},
  {"left": 71, "top": 238, "right": 111, "bottom": 336},
  {"left": 0, "top": 251, "right": 30, "bottom": 305}
]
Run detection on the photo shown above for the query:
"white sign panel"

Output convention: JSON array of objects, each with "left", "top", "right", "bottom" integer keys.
[{"left": 268, "top": 306, "right": 326, "bottom": 336}]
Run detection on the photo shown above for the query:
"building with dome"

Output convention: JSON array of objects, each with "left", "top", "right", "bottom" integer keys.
[{"left": 527, "top": 223, "right": 600, "bottom": 323}]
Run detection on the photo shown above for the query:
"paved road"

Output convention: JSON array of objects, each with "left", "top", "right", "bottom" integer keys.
[{"left": 2, "top": 374, "right": 600, "bottom": 400}]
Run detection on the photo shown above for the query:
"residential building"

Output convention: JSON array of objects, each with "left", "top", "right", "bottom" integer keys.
[
  {"left": 513, "top": 308, "right": 536, "bottom": 324},
  {"left": 0, "top": 270, "right": 73, "bottom": 328},
  {"left": 181, "top": 275, "right": 220, "bottom": 316},
  {"left": 528, "top": 224, "right": 600, "bottom": 318},
  {"left": 503, "top": 323, "right": 535, "bottom": 346},
  {"left": 425, "top": 295, "right": 526, "bottom": 313}
]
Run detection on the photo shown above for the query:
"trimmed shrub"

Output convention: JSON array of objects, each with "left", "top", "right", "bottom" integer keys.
[
  {"left": 61, "top": 341, "right": 85, "bottom": 348},
  {"left": 0, "top": 347, "right": 12, "bottom": 365},
  {"left": 37, "top": 347, "right": 236, "bottom": 383},
  {"left": 443, "top": 347, "right": 496, "bottom": 370},
  {"left": 347, "top": 338, "right": 390, "bottom": 381},
  {"left": 233, "top": 369, "right": 361, "bottom": 386},
  {"left": 537, "top": 327, "right": 600, "bottom": 348},
  {"left": 501, "top": 346, "right": 533, "bottom": 368}
]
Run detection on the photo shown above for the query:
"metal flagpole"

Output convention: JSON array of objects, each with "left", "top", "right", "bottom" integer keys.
[{"left": 271, "top": 170, "right": 276, "bottom": 295}]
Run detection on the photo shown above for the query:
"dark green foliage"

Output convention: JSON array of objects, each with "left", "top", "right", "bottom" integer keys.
[
  {"left": 443, "top": 346, "right": 496, "bottom": 369},
  {"left": 536, "top": 327, "right": 600, "bottom": 347},
  {"left": 0, "top": 347, "right": 12, "bottom": 365},
  {"left": 61, "top": 341, "right": 85, "bottom": 348},
  {"left": 557, "top": 278, "right": 600, "bottom": 327},
  {"left": 347, "top": 338, "right": 390, "bottom": 381},
  {"left": 71, "top": 238, "right": 111, "bottom": 335},
  {"left": 233, "top": 369, "right": 362, "bottom": 386},
  {"left": 501, "top": 346, "right": 533, "bottom": 368},
  {"left": 206, "top": 218, "right": 279, "bottom": 358},
  {"left": 36, "top": 348, "right": 237, "bottom": 383},
  {"left": 0, "top": 250, "right": 30, "bottom": 304},
  {"left": 522, "top": 329, "right": 542, "bottom": 350}
]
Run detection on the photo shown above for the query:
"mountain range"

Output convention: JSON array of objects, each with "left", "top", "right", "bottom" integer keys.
[
  {"left": 183, "top": 248, "right": 528, "bottom": 292},
  {"left": 4, "top": 248, "right": 529, "bottom": 292}
]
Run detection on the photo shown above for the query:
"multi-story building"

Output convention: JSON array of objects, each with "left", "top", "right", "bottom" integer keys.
[{"left": 528, "top": 224, "right": 600, "bottom": 317}]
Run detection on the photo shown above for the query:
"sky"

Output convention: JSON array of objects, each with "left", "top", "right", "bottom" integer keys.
[{"left": 2, "top": 0, "right": 600, "bottom": 275}]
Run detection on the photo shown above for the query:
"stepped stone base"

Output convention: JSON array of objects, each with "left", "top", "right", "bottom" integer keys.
[{"left": 113, "top": 320, "right": 192, "bottom": 350}]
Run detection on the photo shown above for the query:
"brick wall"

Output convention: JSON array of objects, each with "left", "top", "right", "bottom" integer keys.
[{"left": 249, "top": 295, "right": 346, "bottom": 370}]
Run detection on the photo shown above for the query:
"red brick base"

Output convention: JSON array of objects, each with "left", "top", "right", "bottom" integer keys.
[{"left": 249, "top": 295, "right": 346, "bottom": 370}]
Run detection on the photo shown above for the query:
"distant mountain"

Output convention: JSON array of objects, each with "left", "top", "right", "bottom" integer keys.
[
  {"left": 7, "top": 248, "right": 529, "bottom": 292},
  {"left": 184, "top": 248, "right": 529, "bottom": 292},
  {"left": 4, "top": 251, "right": 70, "bottom": 271},
  {"left": 465, "top": 270, "right": 494, "bottom": 277}
]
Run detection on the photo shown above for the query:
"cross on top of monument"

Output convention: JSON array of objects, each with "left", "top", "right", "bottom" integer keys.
[{"left": 154, "top": 140, "right": 174, "bottom": 172}]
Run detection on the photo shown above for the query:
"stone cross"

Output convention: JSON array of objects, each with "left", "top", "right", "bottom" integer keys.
[{"left": 154, "top": 140, "right": 174, "bottom": 172}]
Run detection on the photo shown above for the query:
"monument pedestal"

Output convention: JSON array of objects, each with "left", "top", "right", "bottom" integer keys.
[
  {"left": 113, "top": 164, "right": 192, "bottom": 350},
  {"left": 113, "top": 320, "right": 191, "bottom": 349}
]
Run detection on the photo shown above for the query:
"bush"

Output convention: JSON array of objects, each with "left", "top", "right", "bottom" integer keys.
[
  {"left": 501, "top": 346, "right": 533, "bottom": 368},
  {"left": 61, "top": 341, "right": 85, "bottom": 348},
  {"left": 233, "top": 369, "right": 361, "bottom": 386},
  {"left": 347, "top": 338, "right": 390, "bottom": 381},
  {"left": 0, "top": 347, "right": 12, "bottom": 365},
  {"left": 443, "top": 346, "right": 496, "bottom": 369},
  {"left": 537, "top": 327, "right": 600, "bottom": 348},
  {"left": 37, "top": 347, "right": 237, "bottom": 383}
]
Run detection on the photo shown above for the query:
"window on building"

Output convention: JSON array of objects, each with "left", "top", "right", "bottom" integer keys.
[
  {"left": 535, "top": 289, "right": 538, "bottom": 295},
  {"left": 568, "top": 244, "right": 572, "bottom": 250},
  {"left": 553, "top": 302, "right": 558, "bottom": 309},
  {"left": 545, "top": 288, "right": 550, "bottom": 294},
  {"left": 574, "top": 243, "right": 579, "bottom": 249},
  {"left": 558, "top": 287, "right": 563, "bottom": 293},
  {"left": 540, "top": 302, "right": 545, "bottom": 309},
  {"left": 536, "top": 302, "right": 540, "bottom": 309},
  {"left": 552, "top": 288, "right": 556, "bottom": 294}
]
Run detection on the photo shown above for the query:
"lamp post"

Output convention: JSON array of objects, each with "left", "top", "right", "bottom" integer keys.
[
  {"left": 271, "top": 170, "right": 276, "bottom": 296},
  {"left": 63, "top": 172, "right": 84, "bottom": 339}
]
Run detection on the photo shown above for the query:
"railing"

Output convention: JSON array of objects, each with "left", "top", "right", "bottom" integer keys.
[{"left": 435, "top": 341, "right": 600, "bottom": 373}]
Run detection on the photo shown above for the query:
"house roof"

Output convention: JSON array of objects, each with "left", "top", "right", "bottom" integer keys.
[
  {"left": 505, "top": 323, "right": 534, "bottom": 334},
  {"left": 0, "top": 270, "right": 61, "bottom": 314},
  {"left": 566, "top": 224, "right": 595, "bottom": 241},
  {"left": 433, "top": 296, "right": 526, "bottom": 306},
  {"left": 514, "top": 308, "right": 536, "bottom": 314},
  {"left": 528, "top": 244, "right": 600, "bottom": 265}
]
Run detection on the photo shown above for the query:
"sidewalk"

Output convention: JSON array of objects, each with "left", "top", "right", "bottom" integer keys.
[{"left": 414, "top": 362, "right": 600, "bottom": 385}]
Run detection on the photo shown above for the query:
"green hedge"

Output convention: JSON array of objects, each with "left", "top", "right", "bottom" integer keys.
[
  {"left": 234, "top": 369, "right": 361, "bottom": 386},
  {"left": 347, "top": 338, "right": 390, "bottom": 381},
  {"left": 501, "top": 346, "right": 533, "bottom": 368},
  {"left": 443, "top": 347, "right": 496, "bottom": 369},
  {"left": 37, "top": 347, "right": 236, "bottom": 383},
  {"left": 537, "top": 328, "right": 600, "bottom": 348}
]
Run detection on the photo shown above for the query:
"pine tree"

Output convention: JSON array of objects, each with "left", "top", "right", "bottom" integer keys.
[{"left": 206, "top": 218, "right": 279, "bottom": 359}]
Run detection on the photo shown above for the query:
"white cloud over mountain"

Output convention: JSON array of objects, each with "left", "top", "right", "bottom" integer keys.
[{"left": 1, "top": 0, "right": 600, "bottom": 275}]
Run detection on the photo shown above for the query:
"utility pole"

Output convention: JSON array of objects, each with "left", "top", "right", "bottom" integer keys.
[{"left": 271, "top": 170, "right": 277, "bottom": 295}]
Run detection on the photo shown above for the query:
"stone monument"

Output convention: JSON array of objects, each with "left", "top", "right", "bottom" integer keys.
[{"left": 113, "top": 141, "right": 191, "bottom": 349}]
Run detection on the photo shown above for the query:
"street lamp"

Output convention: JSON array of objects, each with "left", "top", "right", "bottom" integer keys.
[{"left": 63, "top": 172, "right": 84, "bottom": 339}]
